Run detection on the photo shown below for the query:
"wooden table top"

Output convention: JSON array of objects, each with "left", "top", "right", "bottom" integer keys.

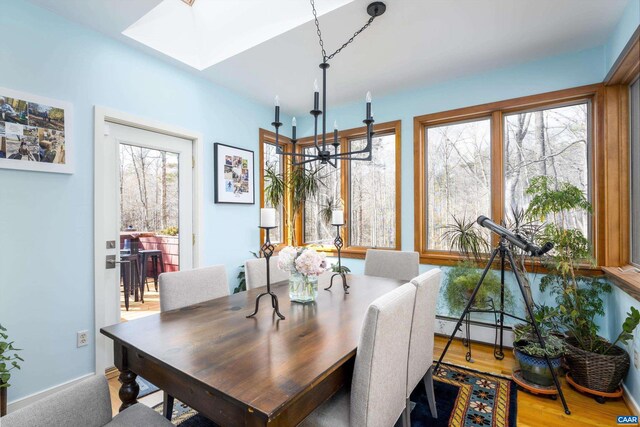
[{"left": 101, "top": 274, "right": 404, "bottom": 419}]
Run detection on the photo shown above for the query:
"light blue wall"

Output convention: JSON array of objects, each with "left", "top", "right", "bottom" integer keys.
[
  {"left": 0, "top": 0, "right": 287, "bottom": 402},
  {"left": 605, "top": 0, "right": 640, "bottom": 74}
]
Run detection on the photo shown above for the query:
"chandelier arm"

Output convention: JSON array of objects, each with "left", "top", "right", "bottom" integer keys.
[
  {"left": 292, "top": 157, "right": 322, "bottom": 167},
  {"left": 276, "top": 149, "right": 319, "bottom": 159}
]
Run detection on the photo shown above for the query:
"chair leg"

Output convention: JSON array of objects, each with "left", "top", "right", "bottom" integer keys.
[
  {"left": 423, "top": 366, "right": 438, "bottom": 418},
  {"left": 163, "top": 392, "right": 174, "bottom": 420},
  {"left": 404, "top": 397, "right": 412, "bottom": 427}
]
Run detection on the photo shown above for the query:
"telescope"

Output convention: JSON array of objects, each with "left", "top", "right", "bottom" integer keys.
[{"left": 476, "top": 215, "right": 553, "bottom": 257}]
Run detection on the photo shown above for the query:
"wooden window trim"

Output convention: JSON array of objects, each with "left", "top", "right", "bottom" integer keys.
[
  {"left": 414, "top": 84, "right": 606, "bottom": 268},
  {"left": 292, "top": 120, "right": 402, "bottom": 258},
  {"left": 259, "top": 129, "right": 291, "bottom": 250}
]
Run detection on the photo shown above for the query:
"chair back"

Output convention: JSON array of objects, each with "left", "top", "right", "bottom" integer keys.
[
  {"left": 350, "top": 282, "right": 416, "bottom": 427},
  {"left": 244, "top": 256, "right": 289, "bottom": 290},
  {"left": 159, "top": 265, "right": 229, "bottom": 312},
  {"left": 407, "top": 269, "right": 442, "bottom": 395},
  {"left": 0, "top": 376, "right": 112, "bottom": 427},
  {"left": 364, "top": 249, "right": 419, "bottom": 281}
]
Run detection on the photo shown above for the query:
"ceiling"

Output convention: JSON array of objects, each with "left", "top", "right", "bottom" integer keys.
[{"left": 28, "top": 0, "right": 628, "bottom": 114}]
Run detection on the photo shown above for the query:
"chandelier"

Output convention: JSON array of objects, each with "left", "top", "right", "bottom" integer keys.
[{"left": 271, "top": 1, "right": 387, "bottom": 167}]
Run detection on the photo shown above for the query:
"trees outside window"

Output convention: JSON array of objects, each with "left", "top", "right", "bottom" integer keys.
[
  {"left": 303, "top": 146, "right": 341, "bottom": 245},
  {"left": 263, "top": 142, "right": 283, "bottom": 244}
]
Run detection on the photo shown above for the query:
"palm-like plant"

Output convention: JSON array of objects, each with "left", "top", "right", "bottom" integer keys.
[{"left": 440, "top": 216, "right": 489, "bottom": 262}]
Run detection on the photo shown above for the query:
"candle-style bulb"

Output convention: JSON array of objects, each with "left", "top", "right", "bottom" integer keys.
[
  {"left": 292, "top": 117, "right": 297, "bottom": 127},
  {"left": 366, "top": 91, "right": 372, "bottom": 103},
  {"left": 274, "top": 95, "right": 280, "bottom": 107},
  {"left": 334, "top": 120, "right": 338, "bottom": 130},
  {"left": 314, "top": 79, "right": 319, "bottom": 93}
]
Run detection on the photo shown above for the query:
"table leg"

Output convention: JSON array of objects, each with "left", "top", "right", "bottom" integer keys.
[{"left": 118, "top": 369, "right": 139, "bottom": 412}]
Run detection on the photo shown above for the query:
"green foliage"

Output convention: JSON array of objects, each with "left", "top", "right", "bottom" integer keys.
[
  {"left": 264, "top": 165, "right": 286, "bottom": 209},
  {"left": 443, "top": 262, "right": 511, "bottom": 313},
  {"left": 0, "top": 324, "right": 23, "bottom": 388},
  {"left": 513, "top": 305, "right": 565, "bottom": 358},
  {"left": 524, "top": 176, "right": 638, "bottom": 355},
  {"left": 515, "top": 334, "right": 565, "bottom": 358},
  {"left": 331, "top": 264, "right": 351, "bottom": 274},
  {"left": 319, "top": 196, "right": 342, "bottom": 226},
  {"left": 233, "top": 251, "right": 259, "bottom": 294},
  {"left": 440, "top": 216, "right": 489, "bottom": 262},
  {"left": 158, "top": 226, "right": 179, "bottom": 236}
]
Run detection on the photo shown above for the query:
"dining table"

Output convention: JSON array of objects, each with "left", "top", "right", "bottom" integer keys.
[{"left": 100, "top": 274, "right": 405, "bottom": 426}]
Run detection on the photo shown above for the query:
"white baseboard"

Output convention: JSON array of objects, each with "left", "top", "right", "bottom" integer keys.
[
  {"left": 435, "top": 316, "right": 515, "bottom": 350},
  {"left": 6, "top": 372, "right": 95, "bottom": 414},
  {"left": 623, "top": 383, "right": 640, "bottom": 415}
]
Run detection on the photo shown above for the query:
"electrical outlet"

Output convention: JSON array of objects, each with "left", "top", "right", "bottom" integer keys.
[
  {"left": 634, "top": 349, "right": 639, "bottom": 370},
  {"left": 77, "top": 330, "right": 88, "bottom": 348}
]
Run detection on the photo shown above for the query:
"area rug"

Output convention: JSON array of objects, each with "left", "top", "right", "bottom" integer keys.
[
  {"left": 154, "top": 363, "right": 517, "bottom": 426},
  {"left": 135, "top": 376, "right": 159, "bottom": 398}
]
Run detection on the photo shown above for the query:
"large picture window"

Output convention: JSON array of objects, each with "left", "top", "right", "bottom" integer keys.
[
  {"left": 414, "top": 86, "right": 599, "bottom": 265},
  {"left": 303, "top": 146, "right": 341, "bottom": 245}
]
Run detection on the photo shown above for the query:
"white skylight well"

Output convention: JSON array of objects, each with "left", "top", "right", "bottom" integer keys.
[{"left": 123, "top": 0, "right": 354, "bottom": 70}]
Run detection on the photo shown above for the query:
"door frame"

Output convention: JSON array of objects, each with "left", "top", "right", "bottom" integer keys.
[{"left": 93, "top": 106, "right": 203, "bottom": 374}]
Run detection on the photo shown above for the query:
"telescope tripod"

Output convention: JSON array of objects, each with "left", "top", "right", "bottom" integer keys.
[{"left": 434, "top": 238, "right": 571, "bottom": 415}]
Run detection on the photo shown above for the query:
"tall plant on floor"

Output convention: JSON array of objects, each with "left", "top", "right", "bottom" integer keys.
[
  {"left": 264, "top": 164, "right": 320, "bottom": 246},
  {"left": 0, "top": 324, "right": 23, "bottom": 416},
  {"left": 526, "top": 176, "right": 640, "bottom": 393}
]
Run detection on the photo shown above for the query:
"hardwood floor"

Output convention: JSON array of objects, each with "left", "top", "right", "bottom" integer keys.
[
  {"left": 107, "top": 334, "right": 634, "bottom": 425},
  {"left": 120, "top": 285, "right": 160, "bottom": 322}
]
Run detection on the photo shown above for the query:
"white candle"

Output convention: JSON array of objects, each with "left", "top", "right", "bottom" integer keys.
[
  {"left": 332, "top": 209, "right": 344, "bottom": 225},
  {"left": 260, "top": 208, "right": 276, "bottom": 228}
]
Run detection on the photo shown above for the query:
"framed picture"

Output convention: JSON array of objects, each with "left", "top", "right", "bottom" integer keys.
[
  {"left": 0, "top": 87, "right": 73, "bottom": 174},
  {"left": 214, "top": 143, "right": 254, "bottom": 204}
]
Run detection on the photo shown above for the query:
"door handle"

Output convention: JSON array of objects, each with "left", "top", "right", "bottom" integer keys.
[{"left": 106, "top": 255, "right": 128, "bottom": 269}]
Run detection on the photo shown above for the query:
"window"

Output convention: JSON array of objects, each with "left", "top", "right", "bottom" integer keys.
[
  {"left": 303, "top": 146, "right": 341, "bottom": 245},
  {"left": 263, "top": 141, "right": 283, "bottom": 244},
  {"left": 631, "top": 78, "right": 640, "bottom": 266},
  {"left": 504, "top": 103, "right": 590, "bottom": 236},
  {"left": 414, "top": 86, "right": 599, "bottom": 264},
  {"left": 349, "top": 133, "right": 398, "bottom": 248},
  {"left": 425, "top": 119, "right": 491, "bottom": 250}
]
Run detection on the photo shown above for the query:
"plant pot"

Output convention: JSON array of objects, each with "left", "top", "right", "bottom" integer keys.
[
  {"left": 564, "top": 337, "right": 630, "bottom": 393},
  {"left": 513, "top": 341, "right": 562, "bottom": 387},
  {"left": 289, "top": 273, "right": 318, "bottom": 303},
  {"left": 1, "top": 383, "right": 6, "bottom": 417}
]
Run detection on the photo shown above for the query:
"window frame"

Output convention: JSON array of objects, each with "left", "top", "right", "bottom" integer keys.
[
  {"left": 630, "top": 76, "right": 640, "bottom": 268},
  {"left": 414, "top": 84, "right": 603, "bottom": 268},
  {"left": 294, "top": 120, "right": 402, "bottom": 258},
  {"left": 258, "top": 129, "right": 291, "bottom": 249}
]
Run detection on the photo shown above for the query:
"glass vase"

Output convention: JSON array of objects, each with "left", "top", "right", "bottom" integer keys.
[{"left": 289, "top": 272, "right": 318, "bottom": 303}]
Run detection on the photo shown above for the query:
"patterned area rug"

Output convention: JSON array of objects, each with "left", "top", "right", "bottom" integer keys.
[{"left": 154, "top": 363, "right": 517, "bottom": 426}]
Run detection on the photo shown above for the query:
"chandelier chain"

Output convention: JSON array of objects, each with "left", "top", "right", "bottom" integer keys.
[{"left": 310, "top": 0, "right": 377, "bottom": 62}]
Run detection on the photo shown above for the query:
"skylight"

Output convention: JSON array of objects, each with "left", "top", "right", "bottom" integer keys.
[{"left": 123, "top": 0, "right": 354, "bottom": 71}]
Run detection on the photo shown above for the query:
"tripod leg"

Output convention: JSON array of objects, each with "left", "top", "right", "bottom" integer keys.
[
  {"left": 496, "top": 254, "right": 506, "bottom": 360},
  {"left": 435, "top": 247, "right": 500, "bottom": 373},
  {"left": 506, "top": 250, "right": 571, "bottom": 415}
]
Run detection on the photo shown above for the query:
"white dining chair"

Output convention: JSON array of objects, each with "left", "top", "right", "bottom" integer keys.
[
  {"left": 244, "top": 256, "right": 289, "bottom": 290},
  {"left": 404, "top": 269, "right": 442, "bottom": 425},
  {"left": 299, "top": 282, "right": 416, "bottom": 427},
  {"left": 364, "top": 249, "right": 419, "bottom": 282},
  {"left": 158, "top": 265, "right": 230, "bottom": 419}
]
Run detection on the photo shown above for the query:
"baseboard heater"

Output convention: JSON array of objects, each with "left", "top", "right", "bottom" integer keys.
[{"left": 435, "top": 315, "right": 515, "bottom": 349}]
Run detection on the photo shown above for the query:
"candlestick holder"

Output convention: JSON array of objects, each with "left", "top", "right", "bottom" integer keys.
[
  {"left": 324, "top": 224, "right": 349, "bottom": 293},
  {"left": 246, "top": 226, "right": 285, "bottom": 320}
]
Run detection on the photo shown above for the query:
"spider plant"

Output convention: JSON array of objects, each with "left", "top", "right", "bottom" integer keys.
[{"left": 440, "top": 215, "right": 489, "bottom": 262}]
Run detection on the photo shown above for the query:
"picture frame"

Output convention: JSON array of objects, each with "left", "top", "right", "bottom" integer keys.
[
  {"left": 0, "top": 87, "right": 73, "bottom": 174},
  {"left": 214, "top": 143, "right": 254, "bottom": 204}
]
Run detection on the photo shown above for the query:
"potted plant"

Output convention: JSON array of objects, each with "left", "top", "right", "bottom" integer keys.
[
  {"left": 512, "top": 305, "right": 565, "bottom": 386},
  {"left": 277, "top": 246, "right": 329, "bottom": 303},
  {"left": 1, "top": 324, "right": 23, "bottom": 416},
  {"left": 441, "top": 216, "right": 512, "bottom": 315},
  {"left": 525, "top": 176, "right": 640, "bottom": 397}
]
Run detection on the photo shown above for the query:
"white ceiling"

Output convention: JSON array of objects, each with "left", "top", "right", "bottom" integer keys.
[{"left": 28, "top": 0, "right": 629, "bottom": 114}]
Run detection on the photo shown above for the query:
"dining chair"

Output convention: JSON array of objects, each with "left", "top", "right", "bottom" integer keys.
[
  {"left": 0, "top": 375, "right": 172, "bottom": 427},
  {"left": 299, "top": 282, "right": 417, "bottom": 427},
  {"left": 158, "top": 265, "right": 230, "bottom": 419},
  {"left": 404, "top": 269, "right": 442, "bottom": 425},
  {"left": 244, "top": 256, "right": 289, "bottom": 290},
  {"left": 364, "top": 249, "right": 419, "bottom": 281}
]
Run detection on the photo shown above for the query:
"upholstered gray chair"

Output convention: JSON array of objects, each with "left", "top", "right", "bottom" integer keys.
[
  {"left": 404, "top": 269, "right": 442, "bottom": 424},
  {"left": 159, "top": 265, "right": 230, "bottom": 418},
  {"left": 299, "top": 282, "right": 417, "bottom": 427},
  {"left": 0, "top": 375, "right": 172, "bottom": 427},
  {"left": 159, "top": 265, "right": 229, "bottom": 312},
  {"left": 244, "top": 256, "right": 289, "bottom": 290},
  {"left": 364, "top": 249, "right": 420, "bottom": 282}
]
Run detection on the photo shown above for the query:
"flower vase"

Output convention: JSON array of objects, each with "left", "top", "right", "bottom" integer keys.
[{"left": 289, "top": 272, "right": 318, "bottom": 303}]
